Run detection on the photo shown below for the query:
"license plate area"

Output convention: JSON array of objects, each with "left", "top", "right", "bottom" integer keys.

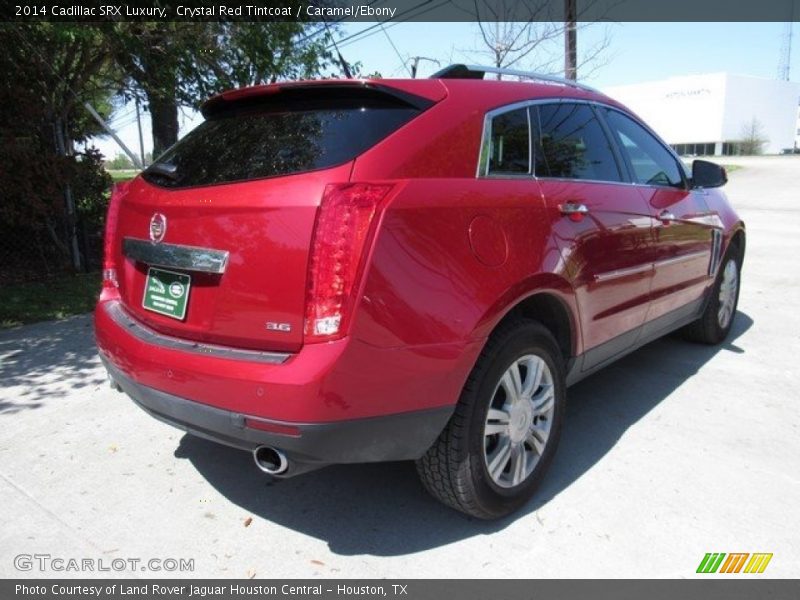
[{"left": 142, "top": 267, "right": 191, "bottom": 320}]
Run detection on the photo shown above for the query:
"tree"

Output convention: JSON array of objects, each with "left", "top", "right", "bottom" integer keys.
[
  {"left": 463, "top": 0, "right": 613, "bottom": 79},
  {"left": 194, "top": 23, "right": 334, "bottom": 90},
  {"left": 104, "top": 23, "right": 204, "bottom": 158},
  {"left": 738, "top": 117, "right": 769, "bottom": 155},
  {"left": 105, "top": 23, "right": 335, "bottom": 158},
  {"left": 0, "top": 23, "right": 114, "bottom": 272}
]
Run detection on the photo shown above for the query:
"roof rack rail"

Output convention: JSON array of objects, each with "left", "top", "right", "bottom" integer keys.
[{"left": 429, "top": 64, "right": 599, "bottom": 94}]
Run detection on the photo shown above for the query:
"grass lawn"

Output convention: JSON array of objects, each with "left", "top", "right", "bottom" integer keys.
[
  {"left": 0, "top": 272, "right": 101, "bottom": 329},
  {"left": 108, "top": 169, "right": 139, "bottom": 182}
]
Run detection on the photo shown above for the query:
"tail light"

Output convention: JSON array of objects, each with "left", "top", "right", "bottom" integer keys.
[
  {"left": 305, "top": 183, "right": 394, "bottom": 342},
  {"left": 100, "top": 181, "right": 130, "bottom": 298}
]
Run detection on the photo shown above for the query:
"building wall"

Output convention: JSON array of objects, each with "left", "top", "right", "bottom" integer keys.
[
  {"left": 605, "top": 74, "right": 800, "bottom": 155},
  {"left": 795, "top": 106, "right": 800, "bottom": 149},
  {"left": 721, "top": 75, "right": 799, "bottom": 153}
]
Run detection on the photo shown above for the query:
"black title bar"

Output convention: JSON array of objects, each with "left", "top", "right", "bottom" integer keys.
[
  {"left": 2, "top": 0, "right": 800, "bottom": 22},
  {"left": 5, "top": 579, "right": 800, "bottom": 600}
]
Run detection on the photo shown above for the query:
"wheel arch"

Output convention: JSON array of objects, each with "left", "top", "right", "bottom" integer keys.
[
  {"left": 476, "top": 276, "right": 580, "bottom": 365},
  {"left": 728, "top": 225, "right": 746, "bottom": 264}
]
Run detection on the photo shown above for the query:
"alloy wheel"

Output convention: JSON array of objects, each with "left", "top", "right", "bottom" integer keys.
[
  {"left": 483, "top": 354, "right": 555, "bottom": 488},
  {"left": 717, "top": 259, "right": 738, "bottom": 329}
]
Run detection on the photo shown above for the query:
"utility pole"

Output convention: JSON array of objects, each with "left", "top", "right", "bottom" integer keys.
[
  {"left": 135, "top": 98, "right": 146, "bottom": 168},
  {"left": 564, "top": 0, "right": 577, "bottom": 80},
  {"left": 495, "top": 20, "right": 502, "bottom": 79}
]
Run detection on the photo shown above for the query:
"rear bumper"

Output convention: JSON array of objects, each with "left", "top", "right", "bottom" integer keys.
[
  {"left": 95, "top": 299, "right": 481, "bottom": 468},
  {"left": 103, "top": 357, "right": 451, "bottom": 471}
]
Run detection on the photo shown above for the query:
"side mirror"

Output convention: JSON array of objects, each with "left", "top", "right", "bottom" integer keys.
[{"left": 691, "top": 159, "right": 727, "bottom": 189}]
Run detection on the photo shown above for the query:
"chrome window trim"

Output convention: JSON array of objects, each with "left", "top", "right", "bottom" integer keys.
[
  {"left": 104, "top": 300, "right": 290, "bottom": 365},
  {"left": 123, "top": 237, "right": 229, "bottom": 274},
  {"left": 520, "top": 175, "right": 639, "bottom": 187},
  {"left": 476, "top": 98, "right": 690, "bottom": 191}
]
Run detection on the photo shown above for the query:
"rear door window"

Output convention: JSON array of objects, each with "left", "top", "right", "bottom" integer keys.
[
  {"left": 143, "top": 95, "right": 421, "bottom": 188},
  {"left": 533, "top": 103, "right": 622, "bottom": 183}
]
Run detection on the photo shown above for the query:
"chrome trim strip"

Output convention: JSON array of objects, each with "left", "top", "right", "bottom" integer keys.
[
  {"left": 654, "top": 250, "right": 710, "bottom": 269},
  {"left": 526, "top": 105, "right": 533, "bottom": 176},
  {"left": 594, "top": 264, "right": 652, "bottom": 282},
  {"left": 104, "top": 301, "right": 290, "bottom": 365},
  {"left": 709, "top": 230, "right": 723, "bottom": 276},
  {"left": 123, "top": 237, "right": 229, "bottom": 274}
]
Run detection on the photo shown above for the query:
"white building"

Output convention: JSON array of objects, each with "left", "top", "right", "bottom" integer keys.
[
  {"left": 605, "top": 73, "right": 800, "bottom": 155},
  {"left": 796, "top": 105, "right": 800, "bottom": 149}
]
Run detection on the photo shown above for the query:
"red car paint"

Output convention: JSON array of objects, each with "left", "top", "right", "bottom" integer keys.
[{"left": 95, "top": 74, "right": 744, "bottom": 469}]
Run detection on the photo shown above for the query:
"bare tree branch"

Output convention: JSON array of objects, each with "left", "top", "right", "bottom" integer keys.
[{"left": 460, "top": 0, "right": 615, "bottom": 80}]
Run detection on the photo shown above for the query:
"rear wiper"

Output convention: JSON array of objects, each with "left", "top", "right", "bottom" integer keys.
[{"left": 146, "top": 162, "right": 179, "bottom": 180}]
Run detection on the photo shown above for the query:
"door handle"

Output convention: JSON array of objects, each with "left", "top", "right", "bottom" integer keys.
[
  {"left": 658, "top": 209, "right": 676, "bottom": 224},
  {"left": 560, "top": 202, "right": 589, "bottom": 222}
]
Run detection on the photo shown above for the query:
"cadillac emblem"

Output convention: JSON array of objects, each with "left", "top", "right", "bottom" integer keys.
[{"left": 149, "top": 213, "right": 167, "bottom": 243}]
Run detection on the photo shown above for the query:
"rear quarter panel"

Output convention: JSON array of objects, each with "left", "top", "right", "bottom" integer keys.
[
  {"left": 349, "top": 179, "right": 578, "bottom": 351},
  {"left": 349, "top": 81, "right": 596, "bottom": 355}
]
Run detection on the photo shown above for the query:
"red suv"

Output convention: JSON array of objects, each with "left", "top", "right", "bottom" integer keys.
[{"left": 96, "top": 64, "right": 745, "bottom": 519}]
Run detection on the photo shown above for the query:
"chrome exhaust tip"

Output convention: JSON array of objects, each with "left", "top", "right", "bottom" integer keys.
[{"left": 252, "top": 446, "right": 289, "bottom": 476}]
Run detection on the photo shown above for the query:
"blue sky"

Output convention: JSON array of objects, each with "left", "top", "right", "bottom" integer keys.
[
  {"left": 340, "top": 21, "right": 795, "bottom": 85},
  {"left": 91, "top": 21, "right": 798, "bottom": 161}
]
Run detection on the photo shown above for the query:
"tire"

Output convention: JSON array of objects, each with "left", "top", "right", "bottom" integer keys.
[
  {"left": 416, "top": 319, "right": 566, "bottom": 519},
  {"left": 682, "top": 248, "right": 741, "bottom": 345}
]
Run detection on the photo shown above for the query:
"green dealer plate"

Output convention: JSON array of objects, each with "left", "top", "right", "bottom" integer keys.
[{"left": 142, "top": 267, "right": 191, "bottom": 320}]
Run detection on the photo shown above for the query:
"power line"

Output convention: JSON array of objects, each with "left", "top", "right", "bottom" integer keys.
[
  {"left": 324, "top": 0, "right": 439, "bottom": 51},
  {"left": 334, "top": 0, "right": 451, "bottom": 55},
  {"left": 108, "top": 107, "right": 137, "bottom": 126},
  {"left": 294, "top": 0, "right": 385, "bottom": 45},
  {"left": 379, "top": 22, "right": 412, "bottom": 76}
]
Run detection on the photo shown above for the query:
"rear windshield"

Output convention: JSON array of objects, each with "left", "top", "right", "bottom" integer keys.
[{"left": 143, "top": 96, "right": 420, "bottom": 188}]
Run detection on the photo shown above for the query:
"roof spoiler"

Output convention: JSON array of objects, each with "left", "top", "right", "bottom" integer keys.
[{"left": 201, "top": 80, "right": 439, "bottom": 118}]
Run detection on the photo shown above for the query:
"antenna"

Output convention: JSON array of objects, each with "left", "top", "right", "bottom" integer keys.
[
  {"left": 778, "top": 21, "right": 793, "bottom": 81},
  {"left": 322, "top": 18, "right": 352, "bottom": 79}
]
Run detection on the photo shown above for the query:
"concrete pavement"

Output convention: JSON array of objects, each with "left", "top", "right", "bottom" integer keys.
[{"left": 1, "top": 156, "right": 798, "bottom": 578}]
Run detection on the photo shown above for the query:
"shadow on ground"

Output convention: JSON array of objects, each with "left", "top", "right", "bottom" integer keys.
[
  {"left": 0, "top": 314, "right": 104, "bottom": 415},
  {"left": 176, "top": 311, "right": 753, "bottom": 556}
]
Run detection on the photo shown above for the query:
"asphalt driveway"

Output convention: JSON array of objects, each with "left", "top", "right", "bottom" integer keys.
[{"left": 1, "top": 156, "right": 798, "bottom": 578}]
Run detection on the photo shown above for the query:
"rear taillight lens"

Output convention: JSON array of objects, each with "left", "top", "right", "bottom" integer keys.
[
  {"left": 101, "top": 181, "right": 129, "bottom": 296},
  {"left": 305, "top": 183, "right": 394, "bottom": 342}
]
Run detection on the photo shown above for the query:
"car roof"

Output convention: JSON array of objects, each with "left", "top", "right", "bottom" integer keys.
[{"left": 201, "top": 76, "right": 631, "bottom": 122}]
